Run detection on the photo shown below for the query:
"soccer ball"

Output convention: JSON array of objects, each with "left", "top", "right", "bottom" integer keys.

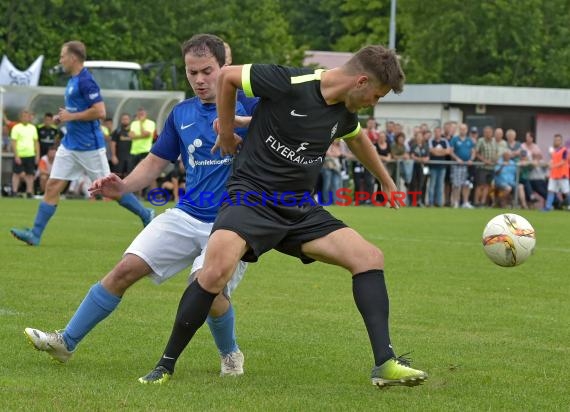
[{"left": 482, "top": 213, "right": 536, "bottom": 267}]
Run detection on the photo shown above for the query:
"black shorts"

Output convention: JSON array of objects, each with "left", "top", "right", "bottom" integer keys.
[
  {"left": 112, "top": 158, "right": 130, "bottom": 175},
  {"left": 212, "top": 200, "right": 347, "bottom": 264},
  {"left": 129, "top": 153, "right": 148, "bottom": 172},
  {"left": 476, "top": 168, "right": 494, "bottom": 185},
  {"left": 13, "top": 156, "right": 36, "bottom": 175}
]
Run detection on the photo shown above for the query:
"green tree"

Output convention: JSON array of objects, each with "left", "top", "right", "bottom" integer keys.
[
  {"left": 332, "top": 0, "right": 391, "bottom": 51},
  {"left": 400, "top": 0, "right": 570, "bottom": 87},
  {"left": 279, "top": 0, "right": 346, "bottom": 51},
  {"left": 0, "top": 0, "right": 297, "bottom": 90}
]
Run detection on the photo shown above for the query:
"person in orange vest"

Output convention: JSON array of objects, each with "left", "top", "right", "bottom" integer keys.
[{"left": 543, "top": 134, "right": 569, "bottom": 211}]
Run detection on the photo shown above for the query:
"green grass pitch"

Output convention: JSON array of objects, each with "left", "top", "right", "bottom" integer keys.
[{"left": 0, "top": 198, "right": 568, "bottom": 411}]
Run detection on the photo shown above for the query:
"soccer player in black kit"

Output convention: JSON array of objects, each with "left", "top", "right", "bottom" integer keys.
[{"left": 144, "top": 45, "right": 428, "bottom": 387}]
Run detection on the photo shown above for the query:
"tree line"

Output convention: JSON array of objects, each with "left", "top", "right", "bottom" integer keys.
[{"left": 1, "top": 0, "right": 569, "bottom": 90}]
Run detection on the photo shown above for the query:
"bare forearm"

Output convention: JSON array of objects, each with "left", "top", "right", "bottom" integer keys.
[
  {"left": 216, "top": 66, "right": 241, "bottom": 139},
  {"left": 71, "top": 103, "right": 106, "bottom": 122},
  {"left": 122, "top": 153, "right": 169, "bottom": 193},
  {"left": 347, "top": 133, "right": 392, "bottom": 185}
]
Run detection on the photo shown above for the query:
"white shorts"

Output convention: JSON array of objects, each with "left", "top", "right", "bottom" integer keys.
[
  {"left": 125, "top": 208, "right": 247, "bottom": 297},
  {"left": 547, "top": 178, "right": 570, "bottom": 194},
  {"left": 50, "top": 145, "right": 110, "bottom": 181}
]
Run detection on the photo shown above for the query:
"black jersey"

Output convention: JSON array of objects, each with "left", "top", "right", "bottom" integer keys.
[
  {"left": 37, "top": 124, "right": 61, "bottom": 156},
  {"left": 228, "top": 64, "right": 360, "bottom": 200}
]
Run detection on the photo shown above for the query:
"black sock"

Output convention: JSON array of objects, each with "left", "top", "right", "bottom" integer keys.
[
  {"left": 352, "top": 269, "right": 395, "bottom": 366},
  {"left": 156, "top": 280, "right": 217, "bottom": 373}
]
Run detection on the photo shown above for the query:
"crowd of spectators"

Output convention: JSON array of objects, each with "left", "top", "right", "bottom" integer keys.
[
  {"left": 317, "top": 118, "right": 570, "bottom": 210},
  {"left": 2, "top": 107, "right": 163, "bottom": 199},
  {"left": 4, "top": 110, "right": 568, "bottom": 210}
]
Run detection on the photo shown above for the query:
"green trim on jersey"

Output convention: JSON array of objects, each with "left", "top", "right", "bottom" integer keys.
[
  {"left": 242, "top": 64, "right": 254, "bottom": 97},
  {"left": 339, "top": 123, "right": 361, "bottom": 140}
]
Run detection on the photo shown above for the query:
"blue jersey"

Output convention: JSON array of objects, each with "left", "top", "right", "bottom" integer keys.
[
  {"left": 237, "top": 89, "right": 259, "bottom": 115},
  {"left": 61, "top": 68, "right": 105, "bottom": 151},
  {"left": 450, "top": 135, "right": 475, "bottom": 161},
  {"left": 151, "top": 97, "right": 247, "bottom": 222}
]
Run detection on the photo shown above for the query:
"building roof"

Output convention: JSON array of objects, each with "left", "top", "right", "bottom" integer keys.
[
  {"left": 303, "top": 50, "right": 353, "bottom": 69},
  {"left": 381, "top": 84, "right": 570, "bottom": 108}
]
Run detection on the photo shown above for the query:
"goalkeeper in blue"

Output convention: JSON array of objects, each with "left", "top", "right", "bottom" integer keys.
[{"left": 24, "top": 34, "right": 258, "bottom": 381}]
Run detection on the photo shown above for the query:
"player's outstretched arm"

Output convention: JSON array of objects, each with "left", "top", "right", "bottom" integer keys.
[
  {"left": 347, "top": 131, "right": 398, "bottom": 207},
  {"left": 88, "top": 174, "right": 125, "bottom": 199},
  {"left": 89, "top": 153, "right": 169, "bottom": 199}
]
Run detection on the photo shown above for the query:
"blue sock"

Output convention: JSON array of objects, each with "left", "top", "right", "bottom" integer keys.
[
  {"left": 62, "top": 282, "right": 121, "bottom": 351},
  {"left": 32, "top": 202, "right": 57, "bottom": 238},
  {"left": 206, "top": 304, "right": 238, "bottom": 356},
  {"left": 545, "top": 192, "right": 555, "bottom": 209},
  {"left": 118, "top": 193, "right": 149, "bottom": 219}
]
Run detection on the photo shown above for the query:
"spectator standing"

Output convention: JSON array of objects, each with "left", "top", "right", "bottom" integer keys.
[
  {"left": 494, "top": 127, "right": 507, "bottom": 155},
  {"left": 10, "top": 109, "right": 39, "bottom": 198},
  {"left": 449, "top": 123, "right": 476, "bottom": 208},
  {"left": 366, "top": 117, "right": 379, "bottom": 144},
  {"left": 129, "top": 107, "right": 156, "bottom": 196},
  {"left": 110, "top": 113, "right": 132, "bottom": 178},
  {"left": 37, "top": 112, "right": 61, "bottom": 157},
  {"left": 505, "top": 129, "right": 521, "bottom": 161},
  {"left": 36, "top": 145, "right": 57, "bottom": 195},
  {"left": 129, "top": 107, "right": 156, "bottom": 171},
  {"left": 474, "top": 126, "right": 498, "bottom": 207},
  {"left": 543, "top": 134, "right": 569, "bottom": 211},
  {"left": 390, "top": 132, "right": 410, "bottom": 189},
  {"left": 320, "top": 139, "right": 344, "bottom": 203},
  {"left": 517, "top": 150, "right": 533, "bottom": 208},
  {"left": 408, "top": 131, "right": 429, "bottom": 206},
  {"left": 521, "top": 131, "right": 548, "bottom": 205},
  {"left": 3, "top": 110, "right": 17, "bottom": 152},
  {"left": 442, "top": 122, "right": 457, "bottom": 206},
  {"left": 101, "top": 118, "right": 113, "bottom": 168},
  {"left": 360, "top": 117, "right": 380, "bottom": 200},
  {"left": 371, "top": 131, "right": 392, "bottom": 202},
  {"left": 466, "top": 126, "right": 479, "bottom": 202},
  {"left": 428, "top": 130, "right": 450, "bottom": 207},
  {"left": 385, "top": 120, "right": 396, "bottom": 144}
]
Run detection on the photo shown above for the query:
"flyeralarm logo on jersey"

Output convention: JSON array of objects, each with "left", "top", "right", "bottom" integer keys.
[{"left": 147, "top": 187, "right": 422, "bottom": 208}]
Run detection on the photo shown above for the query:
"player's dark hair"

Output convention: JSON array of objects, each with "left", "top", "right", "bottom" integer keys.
[
  {"left": 64, "top": 41, "right": 87, "bottom": 62},
  {"left": 346, "top": 45, "right": 405, "bottom": 94},
  {"left": 181, "top": 34, "right": 225, "bottom": 68},
  {"left": 44, "top": 112, "right": 53, "bottom": 118}
]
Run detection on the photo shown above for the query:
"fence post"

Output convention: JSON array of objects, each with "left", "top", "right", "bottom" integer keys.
[{"left": 514, "top": 163, "right": 520, "bottom": 207}]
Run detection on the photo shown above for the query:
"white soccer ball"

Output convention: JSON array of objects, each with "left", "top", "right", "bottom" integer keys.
[{"left": 482, "top": 213, "right": 536, "bottom": 267}]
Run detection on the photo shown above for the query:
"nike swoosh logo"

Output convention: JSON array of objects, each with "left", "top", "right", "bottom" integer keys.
[
  {"left": 181, "top": 122, "right": 195, "bottom": 130},
  {"left": 162, "top": 355, "right": 175, "bottom": 360},
  {"left": 290, "top": 110, "right": 307, "bottom": 117}
]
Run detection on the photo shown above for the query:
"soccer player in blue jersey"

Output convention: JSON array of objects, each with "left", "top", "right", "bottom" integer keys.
[
  {"left": 10, "top": 41, "right": 153, "bottom": 246},
  {"left": 24, "top": 34, "right": 258, "bottom": 380},
  {"left": 143, "top": 45, "right": 428, "bottom": 388}
]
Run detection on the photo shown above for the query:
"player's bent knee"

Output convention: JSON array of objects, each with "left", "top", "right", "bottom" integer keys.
[
  {"left": 198, "top": 265, "right": 233, "bottom": 293},
  {"left": 350, "top": 246, "right": 384, "bottom": 272},
  {"left": 102, "top": 255, "right": 150, "bottom": 294}
]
